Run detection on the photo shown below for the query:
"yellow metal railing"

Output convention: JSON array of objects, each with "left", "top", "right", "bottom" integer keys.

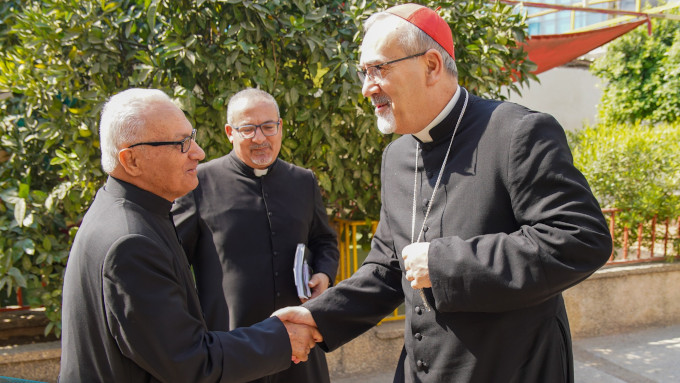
[
  {"left": 332, "top": 218, "right": 404, "bottom": 323},
  {"left": 331, "top": 212, "right": 679, "bottom": 323}
]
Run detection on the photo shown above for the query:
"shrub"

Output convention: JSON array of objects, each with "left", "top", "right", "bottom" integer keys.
[
  {"left": 0, "top": 0, "right": 532, "bottom": 335},
  {"left": 568, "top": 122, "right": 680, "bottom": 254}
]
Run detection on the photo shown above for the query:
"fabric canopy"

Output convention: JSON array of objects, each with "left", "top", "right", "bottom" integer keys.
[{"left": 522, "top": 18, "right": 648, "bottom": 74}]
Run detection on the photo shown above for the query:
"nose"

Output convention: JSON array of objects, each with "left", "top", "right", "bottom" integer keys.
[
  {"left": 251, "top": 127, "right": 267, "bottom": 144},
  {"left": 190, "top": 141, "right": 206, "bottom": 161},
  {"left": 362, "top": 76, "right": 380, "bottom": 98}
]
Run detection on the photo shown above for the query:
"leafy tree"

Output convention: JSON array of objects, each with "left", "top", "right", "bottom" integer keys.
[
  {"left": 0, "top": 0, "right": 532, "bottom": 335},
  {"left": 568, "top": 122, "right": 680, "bottom": 254},
  {"left": 591, "top": 8, "right": 680, "bottom": 124}
]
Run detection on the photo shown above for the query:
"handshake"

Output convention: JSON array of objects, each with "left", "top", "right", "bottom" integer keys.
[{"left": 272, "top": 306, "right": 320, "bottom": 364}]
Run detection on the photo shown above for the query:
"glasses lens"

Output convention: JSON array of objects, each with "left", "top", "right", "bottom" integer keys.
[
  {"left": 261, "top": 123, "right": 279, "bottom": 136},
  {"left": 238, "top": 126, "right": 256, "bottom": 138},
  {"left": 357, "top": 66, "right": 381, "bottom": 84},
  {"left": 356, "top": 67, "right": 367, "bottom": 83},
  {"left": 181, "top": 130, "right": 196, "bottom": 153}
]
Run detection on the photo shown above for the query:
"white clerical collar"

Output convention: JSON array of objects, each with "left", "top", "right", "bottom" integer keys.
[
  {"left": 413, "top": 86, "right": 461, "bottom": 143},
  {"left": 253, "top": 168, "right": 269, "bottom": 177}
]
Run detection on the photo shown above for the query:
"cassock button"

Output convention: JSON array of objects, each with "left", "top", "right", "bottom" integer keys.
[
  {"left": 414, "top": 333, "right": 422, "bottom": 341},
  {"left": 276, "top": 292, "right": 281, "bottom": 297},
  {"left": 273, "top": 251, "right": 279, "bottom": 256},
  {"left": 268, "top": 211, "right": 273, "bottom": 216},
  {"left": 274, "top": 271, "right": 279, "bottom": 277},
  {"left": 272, "top": 232, "right": 277, "bottom": 236},
  {"left": 414, "top": 306, "right": 422, "bottom": 315},
  {"left": 426, "top": 171, "right": 434, "bottom": 179}
]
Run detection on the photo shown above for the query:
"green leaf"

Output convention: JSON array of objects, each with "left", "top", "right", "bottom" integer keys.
[
  {"left": 13, "top": 198, "right": 26, "bottom": 227},
  {"left": 43, "top": 236, "right": 53, "bottom": 251},
  {"left": 8, "top": 267, "right": 27, "bottom": 288},
  {"left": 147, "top": 0, "right": 160, "bottom": 33}
]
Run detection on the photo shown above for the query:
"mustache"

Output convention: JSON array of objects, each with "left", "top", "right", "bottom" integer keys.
[
  {"left": 371, "top": 94, "right": 391, "bottom": 106},
  {"left": 250, "top": 143, "right": 271, "bottom": 150}
]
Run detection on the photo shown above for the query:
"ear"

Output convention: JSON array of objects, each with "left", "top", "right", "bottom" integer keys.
[
  {"left": 225, "top": 124, "right": 235, "bottom": 143},
  {"left": 423, "top": 49, "right": 444, "bottom": 86},
  {"left": 117, "top": 148, "right": 143, "bottom": 177}
]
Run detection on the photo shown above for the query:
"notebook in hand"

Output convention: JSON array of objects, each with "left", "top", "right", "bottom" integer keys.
[{"left": 294, "top": 243, "right": 312, "bottom": 299}]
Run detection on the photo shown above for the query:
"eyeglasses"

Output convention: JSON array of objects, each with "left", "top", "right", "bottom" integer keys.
[
  {"left": 233, "top": 121, "right": 280, "bottom": 139},
  {"left": 356, "top": 51, "right": 427, "bottom": 84},
  {"left": 127, "top": 129, "right": 196, "bottom": 153}
]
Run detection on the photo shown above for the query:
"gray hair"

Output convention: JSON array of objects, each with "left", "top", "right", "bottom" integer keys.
[
  {"left": 99, "top": 88, "right": 172, "bottom": 174},
  {"left": 364, "top": 12, "right": 458, "bottom": 77},
  {"left": 226, "top": 88, "right": 280, "bottom": 125}
]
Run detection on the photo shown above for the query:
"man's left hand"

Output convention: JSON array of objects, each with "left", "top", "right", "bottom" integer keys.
[
  {"left": 402, "top": 242, "right": 432, "bottom": 289},
  {"left": 302, "top": 273, "right": 330, "bottom": 303}
]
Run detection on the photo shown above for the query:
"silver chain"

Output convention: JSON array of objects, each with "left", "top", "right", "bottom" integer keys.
[{"left": 409, "top": 88, "right": 468, "bottom": 311}]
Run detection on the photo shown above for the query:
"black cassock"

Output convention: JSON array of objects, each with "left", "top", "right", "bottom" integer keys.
[
  {"left": 60, "top": 176, "right": 292, "bottom": 383},
  {"left": 173, "top": 153, "right": 339, "bottom": 383},
  {"left": 304, "top": 89, "right": 613, "bottom": 383}
]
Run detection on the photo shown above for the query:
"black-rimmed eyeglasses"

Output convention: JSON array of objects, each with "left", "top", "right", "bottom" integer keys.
[
  {"left": 233, "top": 121, "right": 280, "bottom": 139},
  {"left": 126, "top": 129, "right": 196, "bottom": 153},
  {"left": 356, "top": 51, "right": 427, "bottom": 84}
]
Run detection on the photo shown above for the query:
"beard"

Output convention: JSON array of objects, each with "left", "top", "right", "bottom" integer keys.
[
  {"left": 372, "top": 95, "right": 396, "bottom": 135},
  {"left": 250, "top": 143, "right": 274, "bottom": 166},
  {"left": 376, "top": 111, "right": 396, "bottom": 135},
  {"left": 252, "top": 155, "right": 273, "bottom": 166}
]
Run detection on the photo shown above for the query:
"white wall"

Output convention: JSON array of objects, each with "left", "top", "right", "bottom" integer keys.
[{"left": 505, "top": 66, "right": 605, "bottom": 131}]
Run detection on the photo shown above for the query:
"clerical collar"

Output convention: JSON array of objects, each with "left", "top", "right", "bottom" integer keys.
[
  {"left": 413, "top": 86, "right": 461, "bottom": 143},
  {"left": 228, "top": 151, "right": 276, "bottom": 178}
]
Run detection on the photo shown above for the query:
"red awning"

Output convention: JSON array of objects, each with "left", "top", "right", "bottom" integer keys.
[{"left": 522, "top": 18, "right": 648, "bottom": 74}]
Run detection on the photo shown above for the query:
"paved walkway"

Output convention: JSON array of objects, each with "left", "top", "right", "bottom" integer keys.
[{"left": 333, "top": 324, "right": 680, "bottom": 383}]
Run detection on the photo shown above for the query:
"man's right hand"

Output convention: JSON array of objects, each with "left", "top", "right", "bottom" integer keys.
[
  {"left": 281, "top": 320, "right": 322, "bottom": 364},
  {"left": 272, "top": 306, "right": 318, "bottom": 327}
]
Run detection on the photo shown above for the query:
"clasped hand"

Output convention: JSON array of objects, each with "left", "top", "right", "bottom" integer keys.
[
  {"left": 272, "top": 307, "right": 321, "bottom": 364},
  {"left": 402, "top": 242, "right": 432, "bottom": 289}
]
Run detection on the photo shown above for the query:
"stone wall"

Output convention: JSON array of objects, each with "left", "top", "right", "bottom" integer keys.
[{"left": 563, "top": 262, "right": 680, "bottom": 339}]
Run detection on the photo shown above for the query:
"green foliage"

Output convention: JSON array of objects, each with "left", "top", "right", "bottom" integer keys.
[
  {"left": 0, "top": 0, "right": 532, "bottom": 334},
  {"left": 591, "top": 8, "right": 680, "bottom": 124},
  {"left": 568, "top": 122, "right": 680, "bottom": 227}
]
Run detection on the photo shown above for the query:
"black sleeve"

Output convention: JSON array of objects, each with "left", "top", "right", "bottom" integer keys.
[
  {"left": 429, "top": 112, "right": 612, "bottom": 312},
  {"left": 103, "top": 234, "right": 292, "bottom": 382},
  {"left": 304, "top": 147, "right": 405, "bottom": 351}
]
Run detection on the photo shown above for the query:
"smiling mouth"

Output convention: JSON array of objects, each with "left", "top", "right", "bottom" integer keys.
[
  {"left": 374, "top": 102, "right": 391, "bottom": 116},
  {"left": 372, "top": 96, "right": 391, "bottom": 113}
]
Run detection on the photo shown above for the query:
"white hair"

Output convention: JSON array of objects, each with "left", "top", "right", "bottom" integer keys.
[
  {"left": 99, "top": 88, "right": 172, "bottom": 174},
  {"left": 226, "top": 88, "right": 280, "bottom": 125},
  {"left": 364, "top": 12, "right": 458, "bottom": 77}
]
